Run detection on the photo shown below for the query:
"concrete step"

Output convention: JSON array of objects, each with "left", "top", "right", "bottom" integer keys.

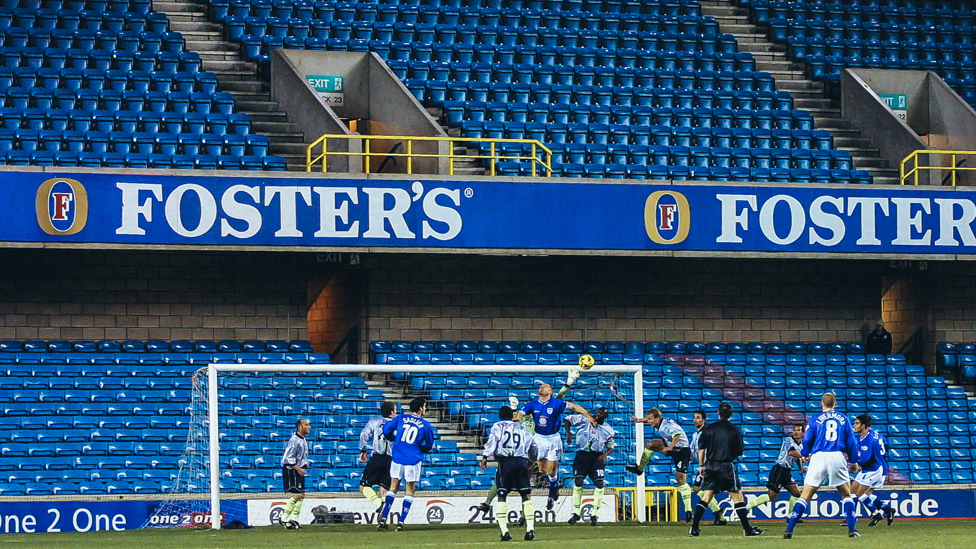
[
  {"left": 792, "top": 97, "right": 835, "bottom": 110},
  {"left": 852, "top": 156, "right": 889, "bottom": 168},
  {"left": 823, "top": 128, "right": 863, "bottom": 139},
  {"left": 754, "top": 60, "right": 803, "bottom": 72},
  {"left": 208, "top": 70, "right": 259, "bottom": 81},
  {"left": 806, "top": 108, "right": 842, "bottom": 118},
  {"left": 270, "top": 142, "right": 309, "bottom": 155},
  {"left": 246, "top": 111, "right": 289, "bottom": 122},
  {"left": 736, "top": 42, "right": 786, "bottom": 53},
  {"left": 226, "top": 92, "right": 273, "bottom": 102},
  {"left": 842, "top": 147, "right": 881, "bottom": 156},
  {"left": 171, "top": 24, "right": 224, "bottom": 35},
  {"left": 723, "top": 24, "right": 764, "bottom": 34},
  {"left": 271, "top": 132, "right": 307, "bottom": 143},
  {"left": 453, "top": 167, "right": 487, "bottom": 175},
  {"left": 186, "top": 40, "right": 240, "bottom": 52},
  {"left": 834, "top": 136, "right": 873, "bottom": 148},
  {"left": 711, "top": 14, "right": 749, "bottom": 23},
  {"left": 814, "top": 117, "right": 853, "bottom": 129},
  {"left": 163, "top": 12, "right": 210, "bottom": 23},
  {"left": 252, "top": 121, "right": 302, "bottom": 133},
  {"left": 776, "top": 79, "right": 824, "bottom": 93},
  {"left": 765, "top": 70, "right": 812, "bottom": 81},
  {"left": 197, "top": 51, "right": 242, "bottom": 61},
  {"left": 728, "top": 33, "right": 769, "bottom": 43},
  {"left": 218, "top": 80, "right": 265, "bottom": 93},
  {"left": 234, "top": 99, "right": 281, "bottom": 112},
  {"left": 202, "top": 59, "right": 257, "bottom": 72},
  {"left": 153, "top": 1, "right": 201, "bottom": 11}
]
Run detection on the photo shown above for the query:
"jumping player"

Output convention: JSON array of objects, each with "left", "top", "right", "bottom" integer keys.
[
  {"left": 480, "top": 406, "right": 539, "bottom": 541},
  {"left": 278, "top": 418, "right": 310, "bottom": 529},
  {"left": 851, "top": 414, "right": 895, "bottom": 527},
  {"left": 514, "top": 377, "right": 593, "bottom": 510},
  {"left": 746, "top": 423, "right": 805, "bottom": 516},
  {"left": 784, "top": 393, "right": 859, "bottom": 539},
  {"left": 358, "top": 401, "right": 397, "bottom": 511},
  {"left": 627, "top": 407, "right": 696, "bottom": 522},
  {"left": 379, "top": 397, "right": 436, "bottom": 532},
  {"left": 564, "top": 406, "right": 614, "bottom": 526}
]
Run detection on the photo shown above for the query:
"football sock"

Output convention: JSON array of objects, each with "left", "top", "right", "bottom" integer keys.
[
  {"left": 843, "top": 497, "right": 857, "bottom": 532},
  {"left": 380, "top": 492, "right": 396, "bottom": 520},
  {"left": 637, "top": 449, "right": 655, "bottom": 471},
  {"left": 572, "top": 486, "right": 584, "bottom": 513},
  {"left": 678, "top": 484, "right": 693, "bottom": 514},
  {"left": 786, "top": 498, "right": 808, "bottom": 532},
  {"left": 401, "top": 495, "right": 414, "bottom": 523},
  {"left": 858, "top": 494, "right": 877, "bottom": 513},
  {"left": 496, "top": 501, "right": 509, "bottom": 535},
  {"left": 292, "top": 499, "right": 304, "bottom": 521},
  {"left": 734, "top": 501, "right": 753, "bottom": 531},
  {"left": 691, "top": 501, "right": 707, "bottom": 530},
  {"left": 548, "top": 475, "right": 559, "bottom": 500},
  {"left": 522, "top": 500, "right": 536, "bottom": 531},
  {"left": 746, "top": 494, "right": 770, "bottom": 510},
  {"left": 362, "top": 486, "right": 383, "bottom": 508},
  {"left": 593, "top": 487, "right": 605, "bottom": 512},
  {"left": 282, "top": 497, "right": 297, "bottom": 521},
  {"left": 484, "top": 482, "right": 499, "bottom": 506},
  {"left": 788, "top": 496, "right": 798, "bottom": 514},
  {"left": 708, "top": 499, "right": 723, "bottom": 516}
]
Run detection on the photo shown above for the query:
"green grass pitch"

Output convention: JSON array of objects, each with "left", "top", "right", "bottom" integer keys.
[{"left": 0, "top": 520, "right": 967, "bottom": 548}]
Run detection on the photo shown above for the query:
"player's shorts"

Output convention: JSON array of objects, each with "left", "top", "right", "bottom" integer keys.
[
  {"left": 853, "top": 467, "right": 886, "bottom": 490},
  {"left": 390, "top": 460, "right": 422, "bottom": 483},
  {"left": 282, "top": 465, "right": 305, "bottom": 494},
  {"left": 766, "top": 463, "right": 798, "bottom": 492},
  {"left": 360, "top": 453, "right": 392, "bottom": 489},
  {"left": 572, "top": 450, "right": 606, "bottom": 483},
  {"left": 803, "top": 451, "right": 850, "bottom": 488},
  {"left": 534, "top": 433, "right": 564, "bottom": 462},
  {"left": 700, "top": 462, "right": 741, "bottom": 493},
  {"left": 495, "top": 456, "right": 533, "bottom": 497},
  {"left": 664, "top": 447, "right": 692, "bottom": 473}
]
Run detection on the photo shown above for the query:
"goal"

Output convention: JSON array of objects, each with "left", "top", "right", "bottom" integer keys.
[{"left": 143, "top": 363, "right": 646, "bottom": 530}]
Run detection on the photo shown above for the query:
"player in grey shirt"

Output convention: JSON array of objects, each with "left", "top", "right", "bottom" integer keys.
[
  {"left": 480, "top": 406, "right": 539, "bottom": 541},
  {"left": 565, "top": 407, "right": 612, "bottom": 526},
  {"left": 746, "top": 423, "right": 805, "bottom": 515},
  {"left": 358, "top": 402, "right": 397, "bottom": 511},
  {"left": 279, "top": 418, "right": 310, "bottom": 529},
  {"left": 629, "top": 407, "right": 696, "bottom": 521}
]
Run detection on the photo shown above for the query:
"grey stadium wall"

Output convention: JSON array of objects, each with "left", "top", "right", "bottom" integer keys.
[{"left": 3, "top": 248, "right": 976, "bottom": 370}]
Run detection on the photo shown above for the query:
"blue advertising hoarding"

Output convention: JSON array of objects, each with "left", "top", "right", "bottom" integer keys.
[
  {"left": 6, "top": 171, "right": 976, "bottom": 255},
  {"left": 741, "top": 487, "right": 976, "bottom": 521}
]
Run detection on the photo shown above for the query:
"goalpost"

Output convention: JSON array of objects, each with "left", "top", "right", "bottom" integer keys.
[{"left": 145, "top": 363, "right": 646, "bottom": 530}]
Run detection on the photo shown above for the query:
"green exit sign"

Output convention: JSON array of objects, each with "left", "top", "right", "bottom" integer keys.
[
  {"left": 879, "top": 93, "right": 908, "bottom": 110},
  {"left": 306, "top": 75, "right": 344, "bottom": 93}
]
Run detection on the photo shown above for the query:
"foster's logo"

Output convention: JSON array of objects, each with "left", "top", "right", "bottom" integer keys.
[
  {"left": 644, "top": 190, "right": 690, "bottom": 245},
  {"left": 35, "top": 177, "right": 88, "bottom": 236}
]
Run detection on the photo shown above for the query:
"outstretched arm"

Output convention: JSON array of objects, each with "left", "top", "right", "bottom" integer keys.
[{"left": 566, "top": 402, "right": 595, "bottom": 425}]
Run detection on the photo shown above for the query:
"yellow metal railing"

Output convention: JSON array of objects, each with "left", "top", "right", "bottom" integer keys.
[
  {"left": 901, "top": 150, "right": 976, "bottom": 186},
  {"left": 615, "top": 487, "right": 680, "bottom": 522},
  {"left": 306, "top": 134, "right": 553, "bottom": 177}
]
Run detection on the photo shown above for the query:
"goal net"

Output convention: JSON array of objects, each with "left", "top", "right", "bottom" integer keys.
[{"left": 142, "top": 363, "right": 645, "bottom": 530}]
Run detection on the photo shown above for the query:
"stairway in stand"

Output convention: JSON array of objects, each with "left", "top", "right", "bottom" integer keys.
[
  {"left": 154, "top": 0, "right": 309, "bottom": 171},
  {"left": 701, "top": 0, "right": 901, "bottom": 185}
]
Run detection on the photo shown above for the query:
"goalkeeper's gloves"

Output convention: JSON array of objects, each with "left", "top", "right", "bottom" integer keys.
[
  {"left": 566, "top": 366, "right": 581, "bottom": 386},
  {"left": 508, "top": 396, "right": 519, "bottom": 409}
]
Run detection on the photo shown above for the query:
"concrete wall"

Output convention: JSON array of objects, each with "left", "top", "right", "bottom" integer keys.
[
  {"left": 0, "top": 249, "right": 311, "bottom": 341},
  {"left": 307, "top": 269, "right": 366, "bottom": 356}
]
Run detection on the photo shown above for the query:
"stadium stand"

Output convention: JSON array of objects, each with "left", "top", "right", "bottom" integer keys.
[
  {"left": 2, "top": 338, "right": 974, "bottom": 495},
  {"left": 0, "top": 0, "right": 287, "bottom": 170},
  {"left": 741, "top": 0, "right": 976, "bottom": 105},
  {"left": 188, "top": 0, "right": 869, "bottom": 182}
]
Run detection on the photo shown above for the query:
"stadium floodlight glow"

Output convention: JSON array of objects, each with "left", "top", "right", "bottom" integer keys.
[{"left": 177, "top": 363, "right": 644, "bottom": 530}]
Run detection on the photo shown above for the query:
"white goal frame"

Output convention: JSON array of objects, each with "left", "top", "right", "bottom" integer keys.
[{"left": 205, "top": 363, "right": 645, "bottom": 530}]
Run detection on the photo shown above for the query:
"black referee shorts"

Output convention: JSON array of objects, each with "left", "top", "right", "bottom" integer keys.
[
  {"left": 573, "top": 450, "right": 606, "bottom": 483},
  {"left": 495, "top": 456, "right": 532, "bottom": 498},
  {"left": 765, "top": 464, "right": 797, "bottom": 493},
  {"left": 665, "top": 447, "right": 693, "bottom": 474},
  {"left": 282, "top": 465, "right": 306, "bottom": 494},
  {"left": 360, "top": 454, "right": 393, "bottom": 489},
  {"left": 700, "top": 462, "right": 741, "bottom": 494}
]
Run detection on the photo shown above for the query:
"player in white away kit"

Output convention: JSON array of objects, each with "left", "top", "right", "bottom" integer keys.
[
  {"left": 564, "top": 406, "right": 614, "bottom": 526},
  {"left": 358, "top": 401, "right": 397, "bottom": 511},
  {"left": 480, "top": 405, "right": 539, "bottom": 541},
  {"left": 279, "top": 418, "right": 310, "bottom": 529},
  {"left": 784, "top": 393, "right": 859, "bottom": 539},
  {"left": 628, "top": 407, "right": 697, "bottom": 522}
]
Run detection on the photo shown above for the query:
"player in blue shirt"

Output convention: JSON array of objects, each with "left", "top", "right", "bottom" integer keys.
[
  {"left": 851, "top": 414, "right": 895, "bottom": 527},
  {"left": 379, "top": 397, "right": 436, "bottom": 532},
  {"left": 784, "top": 393, "right": 859, "bottom": 539},
  {"left": 515, "top": 382, "right": 594, "bottom": 510}
]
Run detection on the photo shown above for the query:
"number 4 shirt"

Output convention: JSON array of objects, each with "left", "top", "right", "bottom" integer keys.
[{"left": 383, "top": 413, "right": 436, "bottom": 465}]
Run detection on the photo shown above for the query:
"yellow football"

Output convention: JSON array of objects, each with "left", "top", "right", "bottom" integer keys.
[{"left": 579, "top": 354, "right": 595, "bottom": 370}]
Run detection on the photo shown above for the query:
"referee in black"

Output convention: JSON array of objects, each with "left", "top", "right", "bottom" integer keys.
[{"left": 689, "top": 402, "right": 763, "bottom": 537}]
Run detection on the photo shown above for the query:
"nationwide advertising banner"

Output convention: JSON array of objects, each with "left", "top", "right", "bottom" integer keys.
[
  {"left": 8, "top": 171, "right": 976, "bottom": 255},
  {"left": 246, "top": 494, "right": 617, "bottom": 527},
  {"left": 736, "top": 488, "right": 976, "bottom": 521}
]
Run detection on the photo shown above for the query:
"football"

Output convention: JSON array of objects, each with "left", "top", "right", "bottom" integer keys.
[{"left": 579, "top": 354, "right": 595, "bottom": 370}]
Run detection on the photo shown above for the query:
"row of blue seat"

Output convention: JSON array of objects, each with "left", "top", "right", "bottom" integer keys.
[
  {"left": 541, "top": 144, "right": 851, "bottom": 169},
  {"left": 371, "top": 340, "right": 874, "bottom": 354},
  {"left": 768, "top": 20, "right": 975, "bottom": 43},
  {"left": 212, "top": 0, "right": 704, "bottom": 24},
  {"left": 752, "top": 1, "right": 973, "bottom": 25},
  {"left": 0, "top": 48, "right": 200, "bottom": 73},
  {"left": 0, "top": 151, "right": 287, "bottom": 169},
  {"left": 516, "top": 164, "right": 871, "bottom": 183},
  {"left": 1, "top": 71, "right": 219, "bottom": 95},
  {"left": 0, "top": 339, "right": 314, "bottom": 352},
  {"left": 789, "top": 39, "right": 976, "bottom": 64},
  {"left": 0, "top": 9, "right": 162, "bottom": 33},
  {"left": 0, "top": 29, "right": 179, "bottom": 51},
  {"left": 0, "top": 0, "right": 149, "bottom": 13},
  {"left": 0, "top": 133, "right": 269, "bottom": 158},
  {"left": 0, "top": 110, "right": 251, "bottom": 135}
]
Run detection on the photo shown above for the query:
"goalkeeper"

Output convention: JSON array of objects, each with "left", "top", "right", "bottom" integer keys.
[
  {"left": 476, "top": 367, "right": 582, "bottom": 516},
  {"left": 357, "top": 402, "right": 398, "bottom": 511}
]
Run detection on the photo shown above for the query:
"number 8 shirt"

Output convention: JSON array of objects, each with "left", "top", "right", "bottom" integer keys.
[{"left": 800, "top": 410, "right": 857, "bottom": 488}]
